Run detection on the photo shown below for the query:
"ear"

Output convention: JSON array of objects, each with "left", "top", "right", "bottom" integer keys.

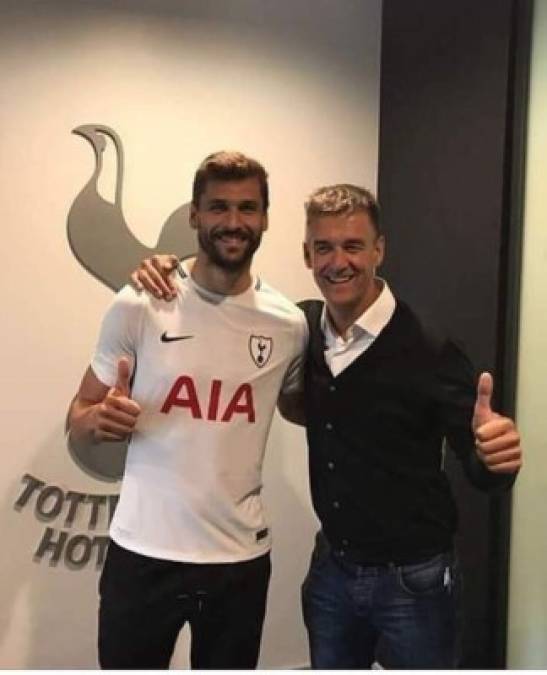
[
  {"left": 262, "top": 213, "right": 268, "bottom": 232},
  {"left": 374, "top": 235, "right": 385, "bottom": 268},
  {"left": 189, "top": 205, "right": 197, "bottom": 230},
  {"left": 303, "top": 241, "right": 312, "bottom": 269}
]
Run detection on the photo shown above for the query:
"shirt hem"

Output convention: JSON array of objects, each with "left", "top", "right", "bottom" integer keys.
[{"left": 109, "top": 530, "right": 272, "bottom": 564}]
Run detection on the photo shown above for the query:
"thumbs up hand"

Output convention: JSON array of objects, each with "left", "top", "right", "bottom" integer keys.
[
  {"left": 472, "top": 372, "right": 522, "bottom": 474},
  {"left": 472, "top": 372, "right": 496, "bottom": 429},
  {"left": 112, "top": 356, "right": 131, "bottom": 397},
  {"left": 94, "top": 357, "right": 141, "bottom": 442}
]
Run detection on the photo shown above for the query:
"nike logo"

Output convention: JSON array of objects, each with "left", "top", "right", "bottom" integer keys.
[{"left": 161, "top": 332, "right": 194, "bottom": 343}]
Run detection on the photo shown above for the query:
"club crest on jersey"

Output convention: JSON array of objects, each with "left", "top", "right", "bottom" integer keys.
[{"left": 249, "top": 335, "right": 273, "bottom": 368}]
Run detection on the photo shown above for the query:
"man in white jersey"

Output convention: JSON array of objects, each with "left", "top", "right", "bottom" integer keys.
[{"left": 68, "top": 152, "right": 308, "bottom": 669}]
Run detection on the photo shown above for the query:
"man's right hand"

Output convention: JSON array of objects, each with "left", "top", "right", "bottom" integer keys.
[
  {"left": 91, "top": 358, "right": 141, "bottom": 442},
  {"left": 130, "top": 254, "right": 179, "bottom": 300}
]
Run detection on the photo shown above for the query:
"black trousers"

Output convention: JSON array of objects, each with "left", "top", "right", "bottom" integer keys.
[{"left": 98, "top": 540, "right": 271, "bottom": 669}]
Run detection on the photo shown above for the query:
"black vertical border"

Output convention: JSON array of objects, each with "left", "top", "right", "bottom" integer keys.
[
  {"left": 377, "top": 0, "right": 534, "bottom": 666},
  {"left": 491, "top": 0, "right": 533, "bottom": 666}
]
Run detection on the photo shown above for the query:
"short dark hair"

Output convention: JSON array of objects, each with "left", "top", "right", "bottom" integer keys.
[
  {"left": 192, "top": 151, "right": 269, "bottom": 211},
  {"left": 305, "top": 184, "right": 381, "bottom": 236}
]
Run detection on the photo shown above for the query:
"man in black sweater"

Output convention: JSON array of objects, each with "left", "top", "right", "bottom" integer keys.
[
  {"left": 130, "top": 183, "right": 521, "bottom": 669},
  {"left": 279, "top": 184, "right": 521, "bottom": 668}
]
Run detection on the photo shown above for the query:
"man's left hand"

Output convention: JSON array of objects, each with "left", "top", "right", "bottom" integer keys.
[{"left": 472, "top": 372, "right": 523, "bottom": 474}]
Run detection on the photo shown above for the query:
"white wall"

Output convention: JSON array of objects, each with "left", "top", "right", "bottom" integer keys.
[
  {"left": 0, "top": 0, "right": 381, "bottom": 668},
  {"left": 507, "top": 0, "right": 547, "bottom": 667}
]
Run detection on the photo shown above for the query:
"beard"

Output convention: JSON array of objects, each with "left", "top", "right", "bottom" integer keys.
[{"left": 197, "top": 225, "right": 263, "bottom": 271}]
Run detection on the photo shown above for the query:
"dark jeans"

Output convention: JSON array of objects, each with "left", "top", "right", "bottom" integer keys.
[
  {"left": 301, "top": 533, "right": 462, "bottom": 669},
  {"left": 99, "top": 540, "right": 271, "bottom": 669}
]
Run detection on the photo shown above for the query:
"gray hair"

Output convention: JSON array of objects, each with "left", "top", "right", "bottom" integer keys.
[{"left": 305, "top": 184, "right": 381, "bottom": 235}]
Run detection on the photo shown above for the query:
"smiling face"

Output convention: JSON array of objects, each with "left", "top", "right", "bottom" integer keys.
[
  {"left": 190, "top": 176, "right": 268, "bottom": 272},
  {"left": 304, "top": 209, "right": 385, "bottom": 325}
]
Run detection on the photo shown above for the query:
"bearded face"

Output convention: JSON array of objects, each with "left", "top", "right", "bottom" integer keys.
[
  {"left": 191, "top": 177, "right": 268, "bottom": 273},
  {"left": 196, "top": 222, "right": 263, "bottom": 271}
]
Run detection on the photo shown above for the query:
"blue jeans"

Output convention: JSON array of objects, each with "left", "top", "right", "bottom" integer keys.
[{"left": 301, "top": 534, "right": 462, "bottom": 669}]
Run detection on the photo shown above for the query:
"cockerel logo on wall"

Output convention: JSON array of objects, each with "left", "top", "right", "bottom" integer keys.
[{"left": 66, "top": 123, "right": 196, "bottom": 481}]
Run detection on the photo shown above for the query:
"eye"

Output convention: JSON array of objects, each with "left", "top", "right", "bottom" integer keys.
[
  {"left": 208, "top": 203, "right": 226, "bottom": 213},
  {"left": 344, "top": 243, "right": 365, "bottom": 253},
  {"left": 314, "top": 244, "right": 331, "bottom": 255},
  {"left": 239, "top": 202, "right": 259, "bottom": 213}
]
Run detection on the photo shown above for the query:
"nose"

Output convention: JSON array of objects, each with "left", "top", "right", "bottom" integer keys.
[
  {"left": 225, "top": 207, "right": 243, "bottom": 229},
  {"left": 330, "top": 246, "right": 349, "bottom": 270}
]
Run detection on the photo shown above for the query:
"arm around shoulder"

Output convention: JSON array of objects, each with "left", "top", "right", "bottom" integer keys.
[
  {"left": 278, "top": 390, "right": 306, "bottom": 426},
  {"left": 278, "top": 308, "right": 309, "bottom": 426}
]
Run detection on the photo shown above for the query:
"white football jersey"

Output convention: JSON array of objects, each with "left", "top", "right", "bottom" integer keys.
[{"left": 91, "top": 260, "right": 308, "bottom": 563}]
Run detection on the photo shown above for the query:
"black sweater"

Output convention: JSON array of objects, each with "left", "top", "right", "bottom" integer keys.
[{"left": 300, "top": 298, "right": 513, "bottom": 564}]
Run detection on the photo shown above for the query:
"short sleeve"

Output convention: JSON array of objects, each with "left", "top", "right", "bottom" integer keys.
[{"left": 90, "top": 285, "right": 145, "bottom": 387}]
